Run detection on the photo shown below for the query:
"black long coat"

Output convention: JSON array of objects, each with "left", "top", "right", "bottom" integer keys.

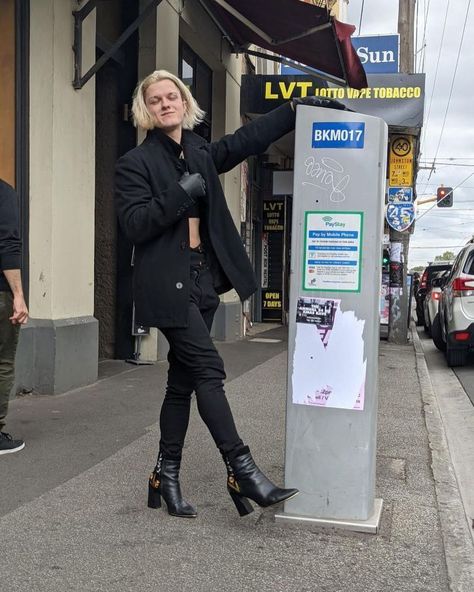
[{"left": 115, "top": 102, "right": 296, "bottom": 328}]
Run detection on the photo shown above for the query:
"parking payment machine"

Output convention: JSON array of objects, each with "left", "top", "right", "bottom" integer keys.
[{"left": 275, "top": 107, "right": 388, "bottom": 532}]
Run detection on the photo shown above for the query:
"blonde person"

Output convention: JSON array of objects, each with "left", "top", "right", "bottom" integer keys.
[{"left": 115, "top": 69, "right": 345, "bottom": 518}]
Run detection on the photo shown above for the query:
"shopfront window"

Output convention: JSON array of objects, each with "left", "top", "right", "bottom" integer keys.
[{"left": 179, "top": 40, "right": 212, "bottom": 142}]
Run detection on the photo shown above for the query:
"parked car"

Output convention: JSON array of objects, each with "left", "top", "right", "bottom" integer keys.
[
  {"left": 431, "top": 239, "right": 474, "bottom": 366},
  {"left": 423, "top": 270, "right": 450, "bottom": 336},
  {"left": 415, "top": 261, "right": 454, "bottom": 327}
]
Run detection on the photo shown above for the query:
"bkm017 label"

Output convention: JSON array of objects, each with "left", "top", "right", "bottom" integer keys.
[{"left": 312, "top": 122, "right": 365, "bottom": 149}]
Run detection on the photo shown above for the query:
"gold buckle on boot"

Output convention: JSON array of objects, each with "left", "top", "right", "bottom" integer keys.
[
  {"left": 227, "top": 476, "right": 240, "bottom": 493},
  {"left": 149, "top": 472, "right": 160, "bottom": 489}
]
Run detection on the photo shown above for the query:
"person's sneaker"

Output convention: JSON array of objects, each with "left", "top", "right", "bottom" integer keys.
[{"left": 0, "top": 432, "right": 25, "bottom": 455}]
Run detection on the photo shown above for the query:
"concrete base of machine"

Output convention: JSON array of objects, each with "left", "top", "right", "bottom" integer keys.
[{"left": 275, "top": 498, "right": 384, "bottom": 534}]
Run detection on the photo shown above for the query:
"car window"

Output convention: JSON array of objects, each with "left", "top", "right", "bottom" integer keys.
[
  {"left": 447, "top": 251, "right": 464, "bottom": 281},
  {"left": 427, "top": 264, "right": 452, "bottom": 284},
  {"left": 462, "top": 249, "right": 474, "bottom": 275}
]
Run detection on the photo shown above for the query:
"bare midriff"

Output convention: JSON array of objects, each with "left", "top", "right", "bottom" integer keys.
[{"left": 188, "top": 217, "right": 201, "bottom": 249}]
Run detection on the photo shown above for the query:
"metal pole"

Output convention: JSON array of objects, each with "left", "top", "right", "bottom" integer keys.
[{"left": 388, "top": 0, "right": 416, "bottom": 344}]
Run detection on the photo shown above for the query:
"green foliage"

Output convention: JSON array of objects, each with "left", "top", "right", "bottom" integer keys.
[{"left": 434, "top": 251, "right": 455, "bottom": 261}]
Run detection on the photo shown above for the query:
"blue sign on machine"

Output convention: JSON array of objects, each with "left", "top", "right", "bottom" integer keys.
[
  {"left": 352, "top": 35, "right": 399, "bottom": 74},
  {"left": 386, "top": 202, "right": 415, "bottom": 231},
  {"left": 312, "top": 122, "right": 365, "bottom": 149},
  {"left": 388, "top": 187, "right": 413, "bottom": 203}
]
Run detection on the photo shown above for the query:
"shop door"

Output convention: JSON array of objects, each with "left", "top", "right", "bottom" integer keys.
[{"left": 94, "top": 0, "right": 138, "bottom": 359}]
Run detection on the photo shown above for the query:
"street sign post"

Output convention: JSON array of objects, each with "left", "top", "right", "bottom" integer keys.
[
  {"left": 389, "top": 135, "right": 414, "bottom": 187},
  {"left": 275, "top": 106, "right": 387, "bottom": 533},
  {"left": 386, "top": 202, "right": 416, "bottom": 231},
  {"left": 388, "top": 187, "right": 413, "bottom": 203}
]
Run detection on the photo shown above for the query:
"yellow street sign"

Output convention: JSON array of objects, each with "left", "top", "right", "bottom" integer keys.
[{"left": 389, "top": 135, "right": 414, "bottom": 187}]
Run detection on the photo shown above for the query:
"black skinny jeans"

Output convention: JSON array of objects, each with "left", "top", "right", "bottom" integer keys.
[{"left": 159, "top": 250, "right": 244, "bottom": 460}]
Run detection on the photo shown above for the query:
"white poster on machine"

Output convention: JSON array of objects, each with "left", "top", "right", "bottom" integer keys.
[
  {"left": 292, "top": 297, "right": 366, "bottom": 410},
  {"left": 303, "top": 211, "right": 363, "bottom": 292}
]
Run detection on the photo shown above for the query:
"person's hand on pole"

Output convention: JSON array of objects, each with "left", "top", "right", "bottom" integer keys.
[{"left": 291, "top": 96, "right": 350, "bottom": 111}]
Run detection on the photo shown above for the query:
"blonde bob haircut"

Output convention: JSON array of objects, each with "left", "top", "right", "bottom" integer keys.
[{"left": 132, "top": 69, "right": 206, "bottom": 131}]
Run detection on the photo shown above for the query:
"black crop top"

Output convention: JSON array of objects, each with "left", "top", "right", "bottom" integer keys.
[{"left": 187, "top": 200, "right": 201, "bottom": 219}]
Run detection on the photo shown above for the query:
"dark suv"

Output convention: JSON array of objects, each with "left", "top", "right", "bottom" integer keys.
[{"left": 415, "top": 261, "right": 453, "bottom": 327}]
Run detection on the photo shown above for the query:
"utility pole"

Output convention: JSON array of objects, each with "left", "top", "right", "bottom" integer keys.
[
  {"left": 388, "top": 0, "right": 416, "bottom": 344},
  {"left": 398, "top": 0, "right": 416, "bottom": 72}
]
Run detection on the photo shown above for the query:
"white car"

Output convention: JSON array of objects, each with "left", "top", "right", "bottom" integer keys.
[
  {"left": 423, "top": 270, "right": 449, "bottom": 336},
  {"left": 432, "top": 239, "right": 474, "bottom": 366}
]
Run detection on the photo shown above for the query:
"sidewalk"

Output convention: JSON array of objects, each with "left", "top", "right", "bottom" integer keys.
[{"left": 1, "top": 325, "right": 472, "bottom": 591}]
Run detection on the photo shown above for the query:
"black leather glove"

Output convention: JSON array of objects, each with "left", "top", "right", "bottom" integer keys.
[
  {"left": 292, "top": 96, "right": 349, "bottom": 111},
  {"left": 178, "top": 172, "right": 206, "bottom": 200}
]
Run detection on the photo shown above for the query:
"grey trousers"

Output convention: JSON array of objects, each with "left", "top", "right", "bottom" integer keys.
[{"left": 0, "top": 292, "right": 20, "bottom": 431}]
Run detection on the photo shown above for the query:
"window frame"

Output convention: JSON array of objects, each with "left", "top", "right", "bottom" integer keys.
[{"left": 178, "top": 39, "right": 213, "bottom": 142}]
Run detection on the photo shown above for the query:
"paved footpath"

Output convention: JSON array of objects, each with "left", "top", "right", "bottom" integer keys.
[{"left": 1, "top": 326, "right": 473, "bottom": 592}]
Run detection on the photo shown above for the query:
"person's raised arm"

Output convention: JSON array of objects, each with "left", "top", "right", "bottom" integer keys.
[{"left": 205, "top": 97, "right": 347, "bottom": 175}]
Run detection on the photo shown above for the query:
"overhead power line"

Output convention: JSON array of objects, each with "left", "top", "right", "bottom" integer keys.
[
  {"left": 411, "top": 245, "right": 466, "bottom": 249},
  {"left": 358, "top": 0, "right": 365, "bottom": 35},
  {"left": 416, "top": 0, "right": 431, "bottom": 72},
  {"left": 420, "top": 0, "right": 450, "bottom": 154},
  {"left": 417, "top": 0, "right": 451, "bottom": 193},
  {"left": 421, "top": 157, "right": 474, "bottom": 160},
  {"left": 419, "top": 0, "right": 431, "bottom": 71},
  {"left": 416, "top": 171, "right": 474, "bottom": 222},
  {"left": 419, "top": 161, "right": 474, "bottom": 168},
  {"left": 429, "top": 0, "right": 472, "bottom": 180}
]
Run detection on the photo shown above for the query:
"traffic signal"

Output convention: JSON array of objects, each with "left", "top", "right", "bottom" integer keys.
[
  {"left": 382, "top": 248, "right": 390, "bottom": 272},
  {"left": 437, "top": 186, "right": 453, "bottom": 207}
]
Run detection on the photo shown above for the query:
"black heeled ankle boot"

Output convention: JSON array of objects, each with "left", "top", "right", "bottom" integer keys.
[
  {"left": 148, "top": 452, "right": 197, "bottom": 518},
  {"left": 224, "top": 447, "right": 299, "bottom": 517}
]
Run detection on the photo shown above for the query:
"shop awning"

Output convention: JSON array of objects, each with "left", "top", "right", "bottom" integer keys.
[{"left": 199, "top": 0, "right": 367, "bottom": 89}]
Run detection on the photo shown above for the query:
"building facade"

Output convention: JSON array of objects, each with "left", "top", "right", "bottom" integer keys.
[
  {"left": 2, "top": 0, "right": 252, "bottom": 395},
  {"left": 2, "top": 0, "right": 362, "bottom": 397}
]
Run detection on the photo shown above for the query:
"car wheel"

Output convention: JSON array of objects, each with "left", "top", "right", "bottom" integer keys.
[
  {"left": 415, "top": 302, "right": 424, "bottom": 326},
  {"left": 446, "top": 344, "right": 468, "bottom": 367},
  {"left": 423, "top": 310, "right": 431, "bottom": 335},
  {"left": 431, "top": 314, "right": 446, "bottom": 352}
]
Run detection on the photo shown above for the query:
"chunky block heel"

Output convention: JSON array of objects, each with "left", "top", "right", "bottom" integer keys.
[
  {"left": 223, "top": 448, "right": 299, "bottom": 516},
  {"left": 227, "top": 486, "right": 254, "bottom": 516},
  {"left": 148, "top": 476, "right": 162, "bottom": 509},
  {"left": 147, "top": 453, "right": 197, "bottom": 517}
]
